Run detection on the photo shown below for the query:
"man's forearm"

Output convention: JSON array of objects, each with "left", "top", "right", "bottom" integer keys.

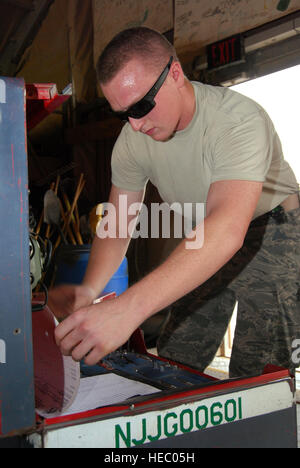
[
  {"left": 82, "top": 185, "right": 144, "bottom": 300},
  {"left": 82, "top": 234, "right": 130, "bottom": 299},
  {"left": 118, "top": 213, "right": 243, "bottom": 329}
]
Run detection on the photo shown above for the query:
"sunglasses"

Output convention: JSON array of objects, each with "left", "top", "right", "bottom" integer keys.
[{"left": 114, "top": 56, "right": 173, "bottom": 121}]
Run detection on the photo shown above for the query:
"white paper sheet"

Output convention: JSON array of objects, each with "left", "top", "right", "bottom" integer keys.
[
  {"left": 41, "top": 373, "right": 160, "bottom": 419},
  {"left": 60, "top": 356, "right": 81, "bottom": 411}
]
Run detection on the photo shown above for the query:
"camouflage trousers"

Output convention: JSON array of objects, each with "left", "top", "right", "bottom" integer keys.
[{"left": 157, "top": 204, "right": 300, "bottom": 377}]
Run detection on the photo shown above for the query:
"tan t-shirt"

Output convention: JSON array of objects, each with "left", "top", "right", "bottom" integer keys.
[{"left": 111, "top": 82, "right": 298, "bottom": 220}]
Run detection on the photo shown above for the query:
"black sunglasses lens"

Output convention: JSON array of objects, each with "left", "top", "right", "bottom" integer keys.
[
  {"left": 115, "top": 99, "right": 155, "bottom": 121},
  {"left": 128, "top": 99, "right": 154, "bottom": 119},
  {"left": 115, "top": 112, "right": 129, "bottom": 121}
]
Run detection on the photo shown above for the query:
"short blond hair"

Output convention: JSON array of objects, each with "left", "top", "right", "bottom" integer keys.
[{"left": 96, "top": 27, "right": 179, "bottom": 84}]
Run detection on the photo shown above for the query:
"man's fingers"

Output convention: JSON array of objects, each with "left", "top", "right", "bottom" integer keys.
[
  {"left": 83, "top": 347, "right": 105, "bottom": 366},
  {"left": 54, "top": 302, "right": 129, "bottom": 366},
  {"left": 57, "top": 326, "right": 106, "bottom": 365},
  {"left": 54, "top": 318, "right": 71, "bottom": 347},
  {"left": 54, "top": 308, "right": 104, "bottom": 363},
  {"left": 59, "top": 330, "right": 82, "bottom": 357},
  {"left": 71, "top": 339, "right": 96, "bottom": 363},
  {"left": 54, "top": 309, "right": 85, "bottom": 347}
]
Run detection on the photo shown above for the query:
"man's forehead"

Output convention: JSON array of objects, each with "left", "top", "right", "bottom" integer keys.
[
  {"left": 115, "top": 58, "right": 157, "bottom": 87},
  {"left": 101, "top": 59, "right": 157, "bottom": 111}
]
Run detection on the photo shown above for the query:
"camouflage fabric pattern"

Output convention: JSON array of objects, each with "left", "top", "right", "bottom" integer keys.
[{"left": 157, "top": 204, "right": 300, "bottom": 377}]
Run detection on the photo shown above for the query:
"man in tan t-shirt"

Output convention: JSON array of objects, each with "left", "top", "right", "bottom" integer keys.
[{"left": 52, "top": 27, "right": 300, "bottom": 377}]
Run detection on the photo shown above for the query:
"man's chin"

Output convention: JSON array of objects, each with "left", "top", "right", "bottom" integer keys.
[{"left": 148, "top": 129, "right": 175, "bottom": 142}]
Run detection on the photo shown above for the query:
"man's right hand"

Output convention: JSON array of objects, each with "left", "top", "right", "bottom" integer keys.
[{"left": 48, "top": 284, "right": 96, "bottom": 321}]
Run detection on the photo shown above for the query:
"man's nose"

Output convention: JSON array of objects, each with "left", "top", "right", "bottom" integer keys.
[{"left": 128, "top": 116, "right": 144, "bottom": 132}]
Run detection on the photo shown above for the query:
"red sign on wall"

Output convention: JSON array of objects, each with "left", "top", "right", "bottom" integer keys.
[{"left": 207, "top": 34, "right": 245, "bottom": 70}]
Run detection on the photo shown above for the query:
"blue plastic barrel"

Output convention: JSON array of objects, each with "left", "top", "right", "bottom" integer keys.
[{"left": 54, "top": 244, "right": 128, "bottom": 296}]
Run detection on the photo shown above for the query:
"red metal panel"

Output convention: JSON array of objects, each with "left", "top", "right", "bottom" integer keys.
[{"left": 25, "top": 83, "right": 70, "bottom": 131}]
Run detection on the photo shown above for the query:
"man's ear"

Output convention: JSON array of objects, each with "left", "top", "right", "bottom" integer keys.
[{"left": 170, "top": 61, "right": 185, "bottom": 88}]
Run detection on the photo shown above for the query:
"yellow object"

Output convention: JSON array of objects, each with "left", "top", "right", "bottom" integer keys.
[{"left": 89, "top": 203, "right": 103, "bottom": 234}]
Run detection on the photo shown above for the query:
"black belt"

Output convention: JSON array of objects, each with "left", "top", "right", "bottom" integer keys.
[{"left": 251, "top": 204, "right": 287, "bottom": 227}]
